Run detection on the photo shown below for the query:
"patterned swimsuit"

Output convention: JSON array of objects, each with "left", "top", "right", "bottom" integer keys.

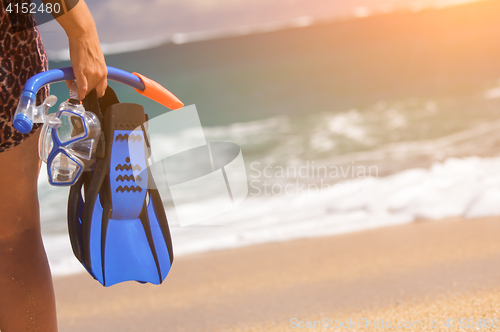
[{"left": 0, "top": 0, "right": 49, "bottom": 153}]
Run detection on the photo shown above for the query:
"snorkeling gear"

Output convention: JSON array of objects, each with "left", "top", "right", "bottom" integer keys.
[
  {"left": 38, "top": 84, "right": 101, "bottom": 186},
  {"left": 13, "top": 66, "right": 183, "bottom": 134},
  {"left": 14, "top": 66, "right": 183, "bottom": 187},
  {"left": 69, "top": 92, "right": 174, "bottom": 286},
  {"left": 14, "top": 67, "right": 183, "bottom": 286}
]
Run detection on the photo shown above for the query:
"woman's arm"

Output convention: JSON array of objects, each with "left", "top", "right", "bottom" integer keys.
[{"left": 44, "top": 0, "right": 107, "bottom": 100}]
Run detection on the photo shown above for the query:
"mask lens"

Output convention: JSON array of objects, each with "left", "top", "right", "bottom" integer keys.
[
  {"left": 38, "top": 123, "right": 53, "bottom": 162},
  {"left": 50, "top": 151, "right": 82, "bottom": 184},
  {"left": 56, "top": 111, "right": 86, "bottom": 144},
  {"left": 66, "top": 138, "right": 94, "bottom": 161}
]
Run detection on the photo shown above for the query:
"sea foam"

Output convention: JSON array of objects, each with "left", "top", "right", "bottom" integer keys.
[{"left": 42, "top": 155, "right": 500, "bottom": 276}]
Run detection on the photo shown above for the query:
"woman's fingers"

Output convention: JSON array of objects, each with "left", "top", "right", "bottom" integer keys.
[
  {"left": 73, "top": 69, "right": 88, "bottom": 101},
  {"left": 95, "top": 74, "right": 108, "bottom": 98},
  {"left": 65, "top": 69, "right": 107, "bottom": 100},
  {"left": 65, "top": 79, "right": 75, "bottom": 91},
  {"left": 67, "top": 34, "right": 107, "bottom": 100}
]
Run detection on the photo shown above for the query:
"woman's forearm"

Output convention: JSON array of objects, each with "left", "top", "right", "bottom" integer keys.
[
  {"left": 41, "top": 0, "right": 107, "bottom": 99},
  {"left": 40, "top": 0, "right": 79, "bottom": 19},
  {"left": 52, "top": 0, "right": 96, "bottom": 39}
]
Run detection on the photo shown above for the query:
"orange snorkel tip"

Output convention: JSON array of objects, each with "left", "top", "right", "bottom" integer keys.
[{"left": 132, "top": 72, "right": 184, "bottom": 110}]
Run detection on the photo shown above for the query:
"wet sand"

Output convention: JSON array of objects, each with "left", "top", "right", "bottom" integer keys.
[{"left": 54, "top": 216, "right": 500, "bottom": 331}]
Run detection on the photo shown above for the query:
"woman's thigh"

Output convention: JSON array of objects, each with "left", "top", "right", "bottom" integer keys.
[{"left": 0, "top": 129, "right": 41, "bottom": 241}]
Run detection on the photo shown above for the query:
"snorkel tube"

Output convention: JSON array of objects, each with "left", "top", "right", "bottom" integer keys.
[{"left": 13, "top": 66, "right": 184, "bottom": 134}]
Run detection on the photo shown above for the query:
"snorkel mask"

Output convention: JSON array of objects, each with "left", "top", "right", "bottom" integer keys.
[
  {"left": 13, "top": 66, "right": 184, "bottom": 186},
  {"left": 38, "top": 85, "right": 102, "bottom": 185}
]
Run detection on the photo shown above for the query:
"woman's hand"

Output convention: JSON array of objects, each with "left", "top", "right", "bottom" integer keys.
[
  {"left": 66, "top": 29, "right": 107, "bottom": 99},
  {"left": 53, "top": 0, "right": 107, "bottom": 99}
]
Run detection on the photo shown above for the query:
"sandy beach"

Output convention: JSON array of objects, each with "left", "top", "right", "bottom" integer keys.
[{"left": 53, "top": 216, "right": 500, "bottom": 331}]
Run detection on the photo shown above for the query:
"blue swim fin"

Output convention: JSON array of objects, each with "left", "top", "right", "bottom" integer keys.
[{"left": 67, "top": 89, "right": 173, "bottom": 286}]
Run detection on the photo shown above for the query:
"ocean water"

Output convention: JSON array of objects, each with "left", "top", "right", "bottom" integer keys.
[
  {"left": 39, "top": 0, "right": 484, "bottom": 52},
  {"left": 39, "top": 104, "right": 500, "bottom": 276},
  {"left": 39, "top": 2, "right": 500, "bottom": 276}
]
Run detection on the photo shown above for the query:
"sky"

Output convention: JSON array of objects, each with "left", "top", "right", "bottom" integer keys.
[{"left": 38, "top": 0, "right": 483, "bottom": 53}]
